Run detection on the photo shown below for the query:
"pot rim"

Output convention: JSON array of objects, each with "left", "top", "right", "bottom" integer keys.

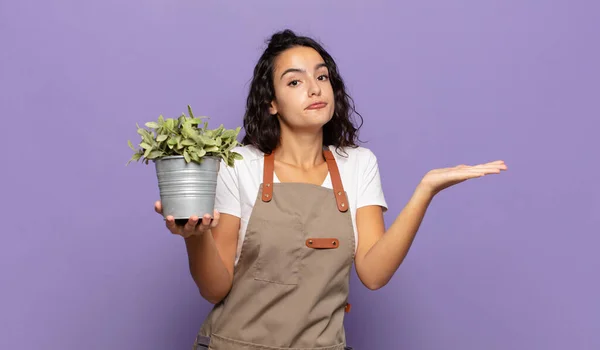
[{"left": 153, "top": 155, "right": 220, "bottom": 162}]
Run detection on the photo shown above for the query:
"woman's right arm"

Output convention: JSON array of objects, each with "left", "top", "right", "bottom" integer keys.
[
  {"left": 155, "top": 201, "right": 241, "bottom": 304},
  {"left": 182, "top": 212, "right": 240, "bottom": 304}
]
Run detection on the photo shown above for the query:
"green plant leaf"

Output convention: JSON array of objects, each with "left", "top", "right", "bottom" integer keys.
[
  {"left": 204, "top": 145, "right": 219, "bottom": 153},
  {"left": 167, "top": 137, "right": 178, "bottom": 145},
  {"left": 221, "top": 129, "right": 237, "bottom": 139},
  {"left": 183, "top": 150, "right": 191, "bottom": 163},
  {"left": 167, "top": 118, "right": 175, "bottom": 131},
  {"left": 145, "top": 122, "right": 160, "bottom": 129},
  {"left": 192, "top": 147, "right": 206, "bottom": 158},
  {"left": 147, "top": 150, "right": 163, "bottom": 159},
  {"left": 199, "top": 134, "right": 217, "bottom": 146},
  {"left": 181, "top": 138, "right": 195, "bottom": 146},
  {"left": 190, "top": 150, "right": 200, "bottom": 162},
  {"left": 136, "top": 129, "right": 152, "bottom": 144},
  {"left": 226, "top": 156, "right": 235, "bottom": 167},
  {"left": 126, "top": 152, "right": 141, "bottom": 165},
  {"left": 156, "top": 134, "right": 168, "bottom": 142},
  {"left": 182, "top": 123, "right": 196, "bottom": 138},
  {"left": 127, "top": 140, "right": 135, "bottom": 150}
]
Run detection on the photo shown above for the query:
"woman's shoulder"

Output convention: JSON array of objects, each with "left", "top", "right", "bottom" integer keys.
[
  {"left": 217, "top": 145, "right": 263, "bottom": 188},
  {"left": 329, "top": 145, "right": 379, "bottom": 164}
]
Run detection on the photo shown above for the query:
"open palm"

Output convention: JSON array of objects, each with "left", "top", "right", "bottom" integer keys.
[{"left": 420, "top": 160, "right": 508, "bottom": 195}]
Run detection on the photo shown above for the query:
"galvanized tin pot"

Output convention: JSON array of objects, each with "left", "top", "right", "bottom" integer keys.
[{"left": 154, "top": 155, "right": 220, "bottom": 222}]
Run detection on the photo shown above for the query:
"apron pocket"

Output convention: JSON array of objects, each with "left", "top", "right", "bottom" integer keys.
[{"left": 251, "top": 217, "right": 304, "bottom": 286}]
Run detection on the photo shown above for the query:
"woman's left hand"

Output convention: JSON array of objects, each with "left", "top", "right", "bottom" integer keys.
[{"left": 419, "top": 160, "right": 508, "bottom": 196}]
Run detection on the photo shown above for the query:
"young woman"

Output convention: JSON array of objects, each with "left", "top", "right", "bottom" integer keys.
[{"left": 154, "top": 29, "right": 507, "bottom": 350}]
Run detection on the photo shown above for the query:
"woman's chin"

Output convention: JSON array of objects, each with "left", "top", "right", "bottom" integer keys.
[{"left": 305, "top": 111, "right": 333, "bottom": 125}]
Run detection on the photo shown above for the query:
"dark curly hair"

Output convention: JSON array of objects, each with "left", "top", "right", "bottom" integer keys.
[{"left": 241, "top": 29, "right": 363, "bottom": 155}]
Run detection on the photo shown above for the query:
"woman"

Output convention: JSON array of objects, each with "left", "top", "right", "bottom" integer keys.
[{"left": 154, "top": 29, "right": 507, "bottom": 350}]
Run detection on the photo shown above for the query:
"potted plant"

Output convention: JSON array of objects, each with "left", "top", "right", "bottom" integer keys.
[{"left": 127, "top": 105, "right": 243, "bottom": 225}]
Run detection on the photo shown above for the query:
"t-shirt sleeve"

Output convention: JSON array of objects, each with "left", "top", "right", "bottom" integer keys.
[
  {"left": 357, "top": 149, "right": 388, "bottom": 212},
  {"left": 214, "top": 159, "right": 242, "bottom": 218}
]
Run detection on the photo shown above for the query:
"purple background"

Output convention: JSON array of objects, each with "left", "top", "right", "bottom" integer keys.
[{"left": 1, "top": 1, "right": 598, "bottom": 349}]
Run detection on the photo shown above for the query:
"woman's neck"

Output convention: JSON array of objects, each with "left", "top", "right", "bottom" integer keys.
[{"left": 275, "top": 127, "right": 325, "bottom": 169}]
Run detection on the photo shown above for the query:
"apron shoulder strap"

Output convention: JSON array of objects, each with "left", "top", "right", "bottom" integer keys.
[
  {"left": 262, "top": 152, "right": 275, "bottom": 202},
  {"left": 323, "top": 149, "right": 349, "bottom": 212}
]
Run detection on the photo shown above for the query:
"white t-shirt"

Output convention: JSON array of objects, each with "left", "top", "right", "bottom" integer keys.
[{"left": 214, "top": 144, "right": 388, "bottom": 265}]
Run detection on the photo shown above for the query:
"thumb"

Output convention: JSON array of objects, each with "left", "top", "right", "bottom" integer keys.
[{"left": 154, "top": 200, "right": 162, "bottom": 214}]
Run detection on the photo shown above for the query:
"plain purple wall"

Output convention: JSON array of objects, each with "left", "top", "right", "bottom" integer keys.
[{"left": 1, "top": 1, "right": 598, "bottom": 349}]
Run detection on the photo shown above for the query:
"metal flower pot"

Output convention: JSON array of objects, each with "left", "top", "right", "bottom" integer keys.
[{"left": 154, "top": 155, "right": 220, "bottom": 223}]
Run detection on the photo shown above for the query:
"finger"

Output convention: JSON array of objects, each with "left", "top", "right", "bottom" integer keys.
[
  {"left": 468, "top": 166, "right": 501, "bottom": 173},
  {"left": 462, "top": 168, "right": 500, "bottom": 175},
  {"left": 461, "top": 169, "right": 502, "bottom": 178},
  {"left": 183, "top": 216, "right": 200, "bottom": 236},
  {"left": 473, "top": 160, "right": 504, "bottom": 164},
  {"left": 457, "top": 171, "right": 487, "bottom": 178},
  {"left": 154, "top": 200, "right": 162, "bottom": 214},
  {"left": 471, "top": 164, "right": 506, "bottom": 172},
  {"left": 479, "top": 163, "right": 506, "bottom": 168},
  {"left": 448, "top": 168, "right": 490, "bottom": 177},
  {"left": 196, "top": 214, "right": 213, "bottom": 233},
  {"left": 210, "top": 210, "right": 220, "bottom": 228},
  {"left": 165, "top": 216, "right": 182, "bottom": 235},
  {"left": 482, "top": 161, "right": 507, "bottom": 169},
  {"left": 194, "top": 214, "right": 212, "bottom": 234}
]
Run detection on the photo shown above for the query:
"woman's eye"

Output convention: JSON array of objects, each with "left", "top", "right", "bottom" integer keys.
[
  {"left": 318, "top": 75, "right": 329, "bottom": 81},
  {"left": 288, "top": 80, "right": 299, "bottom": 87}
]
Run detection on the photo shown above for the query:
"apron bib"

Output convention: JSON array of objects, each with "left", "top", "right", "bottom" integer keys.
[{"left": 195, "top": 149, "right": 355, "bottom": 350}]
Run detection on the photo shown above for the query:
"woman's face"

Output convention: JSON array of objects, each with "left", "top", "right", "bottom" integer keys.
[{"left": 269, "top": 46, "right": 335, "bottom": 133}]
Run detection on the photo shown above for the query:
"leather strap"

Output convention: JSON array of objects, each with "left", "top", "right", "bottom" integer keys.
[
  {"left": 305, "top": 238, "right": 340, "bottom": 249},
  {"left": 262, "top": 148, "right": 349, "bottom": 213},
  {"left": 323, "top": 149, "right": 349, "bottom": 212},
  {"left": 261, "top": 152, "right": 274, "bottom": 202}
]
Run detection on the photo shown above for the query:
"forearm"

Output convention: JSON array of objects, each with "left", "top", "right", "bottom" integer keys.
[
  {"left": 184, "top": 230, "right": 232, "bottom": 303},
  {"left": 360, "top": 184, "right": 434, "bottom": 289}
]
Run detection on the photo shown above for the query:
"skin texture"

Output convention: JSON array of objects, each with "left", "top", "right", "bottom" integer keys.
[{"left": 154, "top": 46, "right": 508, "bottom": 302}]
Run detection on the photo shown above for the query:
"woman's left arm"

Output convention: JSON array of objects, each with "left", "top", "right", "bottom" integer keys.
[{"left": 354, "top": 161, "right": 507, "bottom": 290}]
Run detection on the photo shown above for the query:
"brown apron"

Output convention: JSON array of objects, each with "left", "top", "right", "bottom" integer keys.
[{"left": 194, "top": 149, "right": 355, "bottom": 350}]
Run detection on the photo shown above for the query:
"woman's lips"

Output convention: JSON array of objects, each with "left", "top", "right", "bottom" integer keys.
[{"left": 306, "top": 102, "right": 327, "bottom": 110}]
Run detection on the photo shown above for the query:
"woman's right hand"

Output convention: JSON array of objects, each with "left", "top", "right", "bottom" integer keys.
[{"left": 154, "top": 200, "right": 220, "bottom": 239}]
